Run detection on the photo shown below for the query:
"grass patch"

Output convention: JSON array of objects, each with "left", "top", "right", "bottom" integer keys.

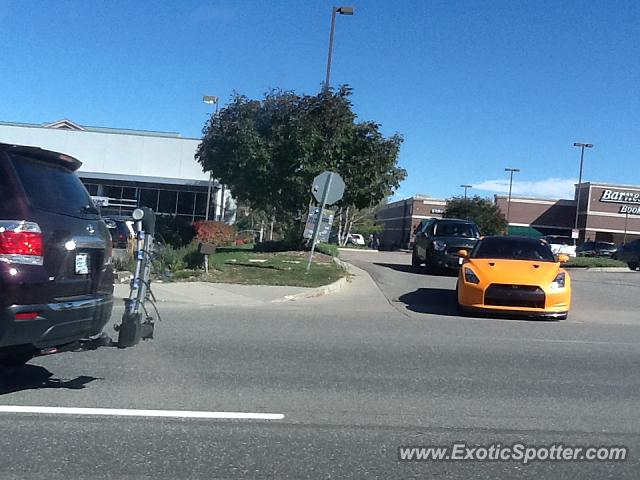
[
  {"left": 315, "top": 243, "right": 339, "bottom": 257},
  {"left": 564, "top": 257, "right": 628, "bottom": 268},
  {"left": 198, "top": 250, "right": 346, "bottom": 287}
]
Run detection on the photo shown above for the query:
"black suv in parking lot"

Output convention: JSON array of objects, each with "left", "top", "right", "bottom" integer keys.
[
  {"left": 0, "top": 143, "right": 114, "bottom": 368},
  {"left": 412, "top": 218, "right": 481, "bottom": 273},
  {"left": 615, "top": 239, "right": 640, "bottom": 270}
]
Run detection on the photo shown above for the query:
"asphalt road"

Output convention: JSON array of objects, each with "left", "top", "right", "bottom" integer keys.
[{"left": 1, "top": 252, "right": 639, "bottom": 479}]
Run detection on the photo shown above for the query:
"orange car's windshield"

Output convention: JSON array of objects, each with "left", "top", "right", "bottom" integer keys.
[{"left": 472, "top": 237, "right": 556, "bottom": 262}]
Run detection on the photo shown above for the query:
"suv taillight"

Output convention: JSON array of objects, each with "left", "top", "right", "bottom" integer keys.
[{"left": 0, "top": 221, "right": 44, "bottom": 265}]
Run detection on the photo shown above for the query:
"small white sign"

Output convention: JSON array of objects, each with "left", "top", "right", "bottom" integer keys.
[{"left": 571, "top": 229, "right": 579, "bottom": 239}]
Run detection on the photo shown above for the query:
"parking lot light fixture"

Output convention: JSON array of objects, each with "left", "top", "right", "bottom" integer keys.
[
  {"left": 324, "top": 6, "right": 355, "bottom": 92},
  {"left": 572, "top": 142, "right": 594, "bottom": 236},
  {"left": 460, "top": 184, "right": 472, "bottom": 200},
  {"left": 203, "top": 95, "right": 221, "bottom": 220},
  {"left": 504, "top": 168, "right": 520, "bottom": 233}
]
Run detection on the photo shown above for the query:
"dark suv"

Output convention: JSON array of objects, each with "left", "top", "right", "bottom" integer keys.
[
  {"left": 104, "top": 218, "right": 131, "bottom": 249},
  {"left": 615, "top": 239, "right": 640, "bottom": 270},
  {"left": 412, "top": 218, "right": 481, "bottom": 272},
  {"left": 0, "top": 143, "right": 114, "bottom": 368}
]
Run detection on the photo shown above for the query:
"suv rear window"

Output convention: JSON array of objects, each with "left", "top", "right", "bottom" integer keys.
[
  {"left": 10, "top": 154, "right": 99, "bottom": 218},
  {"left": 434, "top": 221, "right": 479, "bottom": 238}
]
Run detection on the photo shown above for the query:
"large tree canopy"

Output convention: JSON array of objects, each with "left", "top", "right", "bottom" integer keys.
[
  {"left": 445, "top": 196, "right": 508, "bottom": 236},
  {"left": 196, "top": 86, "right": 406, "bottom": 235}
]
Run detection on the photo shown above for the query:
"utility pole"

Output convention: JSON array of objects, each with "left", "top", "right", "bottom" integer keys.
[
  {"left": 324, "top": 6, "right": 354, "bottom": 92},
  {"left": 504, "top": 168, "right": 520, "bottom": 234},
  {"left": 572, "top": 142, "right": 594, "bottom": 237}
]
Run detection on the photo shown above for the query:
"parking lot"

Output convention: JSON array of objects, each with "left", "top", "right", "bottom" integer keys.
[{"left": 341, "top": 250, "right": 640, "bottom": 326}]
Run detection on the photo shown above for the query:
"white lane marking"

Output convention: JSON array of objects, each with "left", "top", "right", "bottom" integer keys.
[{"left": 0, "top": 406, "right": 284, "bottom": 420}]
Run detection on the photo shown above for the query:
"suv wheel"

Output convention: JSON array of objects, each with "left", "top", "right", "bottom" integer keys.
[{"left": 629, "top": 262, "right": 639, "bottom": 271}]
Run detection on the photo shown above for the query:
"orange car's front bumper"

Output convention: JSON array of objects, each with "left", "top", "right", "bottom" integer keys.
[{"left": 458, "top": 282, "right": 571, "bottom": 318}]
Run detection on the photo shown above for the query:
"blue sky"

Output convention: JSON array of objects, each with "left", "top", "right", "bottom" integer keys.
[{"left": 1, "top": 0, "right": 638, "bottom": 200}]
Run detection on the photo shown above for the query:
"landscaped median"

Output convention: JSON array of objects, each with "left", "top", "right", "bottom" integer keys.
[
  {"left": 564, "top": 257, "right": 631, "bottom": 270},
  {"left": 115, "top": 242, "right": 349, "bottom": 288}
]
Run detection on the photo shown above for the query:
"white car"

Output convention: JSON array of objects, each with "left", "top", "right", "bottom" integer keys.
[
  {"left": 347, "top": 233, "right": 366, "bottom": 246},
  {"left": 542, "top": 235, "right": 577, "bottom": 258}
]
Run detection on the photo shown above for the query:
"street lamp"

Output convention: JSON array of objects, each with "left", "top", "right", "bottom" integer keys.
[
  {"left": 460, "top": 184, "right": 472, "bottom": 200},
  {"left": 203, "top": 95, "right": 221, "bottom": 220},
  {"left": 572, "top": 142, "right": 593, "bottom": 236},
  {"left": 324, "top": 6, "right": 354, "bottom": 92},
  {"left": 504, "top": 168, "right": 520, "bottom": 233}
]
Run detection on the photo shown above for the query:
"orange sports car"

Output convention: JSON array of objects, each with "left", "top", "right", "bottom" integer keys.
[{"left": 456, "top": 236, "right": 571, "bottom": 319}]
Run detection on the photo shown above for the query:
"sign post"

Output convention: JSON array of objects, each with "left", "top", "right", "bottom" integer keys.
[{"left": 306, "top": 171, "right": 345, "bottom": 272}]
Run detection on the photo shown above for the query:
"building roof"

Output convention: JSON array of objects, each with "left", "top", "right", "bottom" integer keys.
[
  {"left": 0, "top": 119, "right": 196, "bottom": 140},
  {"left": 78, "top": 171, "right": 217, "bottom": 189}
]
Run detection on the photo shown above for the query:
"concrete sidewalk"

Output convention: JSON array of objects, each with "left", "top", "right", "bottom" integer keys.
[{"left": 113, "top": 282, "right": 312, "bottom": 306}]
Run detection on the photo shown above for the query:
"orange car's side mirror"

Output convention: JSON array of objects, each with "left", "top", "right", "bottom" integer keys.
[
  {"left": 557, "top": 254, "right": 570, "bottom": 263},
  {"left": 458, "top": 249, "right": 469, "bottom": 258}
]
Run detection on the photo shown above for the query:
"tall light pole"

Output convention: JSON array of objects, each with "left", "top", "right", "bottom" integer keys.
[
  {"left": 460, "top": 184, "right": 472, "bottom": 200},
  {"left": 203, "top": 95, "right": 220, "bottom": 220},
  {"left": 324, "top": 6, "right": 354, "bottom": 92},
  {"left": 572, "top": 142, "right": 593, "bottom": 237},
  {"left": 504, "top": 168, "right": 520, "bottom": 233}
]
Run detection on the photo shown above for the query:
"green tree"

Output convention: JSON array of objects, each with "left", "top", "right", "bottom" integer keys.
[
  {"left": 196, "top": 86, "right": 406, "bottom": 240},
  {"left": 445, "top": 196, "right": 507, "bottom": 236}
]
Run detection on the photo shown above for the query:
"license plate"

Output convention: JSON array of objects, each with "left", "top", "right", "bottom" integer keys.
[{"left": 75, "top": 253, "right": 89, "bottom": 275}]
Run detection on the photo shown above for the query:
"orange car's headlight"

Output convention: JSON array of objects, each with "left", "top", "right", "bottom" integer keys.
[
  {"left": 551, "top": 272, "right": 566, "bottom": 289},
  {"left": 464, "top": 267, "right": 480, "bottom": 284}
]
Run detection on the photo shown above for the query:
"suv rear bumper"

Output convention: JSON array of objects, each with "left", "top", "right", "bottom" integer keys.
[{"left": 1, "top": 295, "right": 113, "bottom": 349}]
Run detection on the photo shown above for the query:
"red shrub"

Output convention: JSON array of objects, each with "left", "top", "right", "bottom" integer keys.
[{"left": 193, "top": 221, "right": 236, "bottom": 247}]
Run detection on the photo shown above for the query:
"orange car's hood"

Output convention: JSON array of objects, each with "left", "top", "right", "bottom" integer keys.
[{"left": 467, "top": 258, "right": 561, "bottom": 285}]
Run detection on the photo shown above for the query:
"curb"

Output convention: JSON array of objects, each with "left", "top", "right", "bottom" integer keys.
[
  {"left": 273, "top": 257, "right": 352, "bottom": 302},
  {"left": 337, "top": 247, "right": 379, "bottom": 253},
  {"left": 565, "top": 267, "right": 634, "bottom": 272}
]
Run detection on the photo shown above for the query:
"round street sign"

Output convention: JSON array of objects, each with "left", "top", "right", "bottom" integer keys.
[{"left": 312, "top": 171, "right": 345, "bottom": 205}]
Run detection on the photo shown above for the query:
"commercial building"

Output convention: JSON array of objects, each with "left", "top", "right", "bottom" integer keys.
[
  {"left": 498, "top": 182, "right": 640, "bottom": 244},
  {"left": 375, "top": 195, "right": 446, "bottom": 249},
  {"left": 376, "top": 182, "right": 640, "bottom": 249},
  {"left": 0, "top": 119, "right": 234, "bottom": 222}
]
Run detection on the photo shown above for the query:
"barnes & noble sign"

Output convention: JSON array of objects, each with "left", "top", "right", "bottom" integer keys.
[{"left": 599, "top": 189, "right": 640, "bottom": 215}]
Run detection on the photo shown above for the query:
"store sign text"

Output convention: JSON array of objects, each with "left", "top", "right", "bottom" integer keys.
[
  {"left": 600, "top": 189, "right": 640, "bottom": 204},
  {"left": 620, "top": 205, "right": 640, "bottom": 215}
]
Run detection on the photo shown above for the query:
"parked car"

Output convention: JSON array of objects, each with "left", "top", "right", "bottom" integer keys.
[
  {"left": 576, "top": 240, "right": 617, "bottom": 258},
  {"left": 615, "top": 239, "right": 640, "bottom": 270},
  {"left": 457, "top": 236, "right": 571, "bottom": 319},
  {"left": 0, "top": 143, "right": 114, "bottom": 369},
  {"left": 412, "top": 218, "right": 481, "bottom": 272},
  {"left": 347, "top": 233, "right": 365, "bottom": 246},
  {"left": 541, "top": 235, "right": 577, "bottom": 258},
  {"left": 104, "top": 217, "right": 133, "bottom": 249}
]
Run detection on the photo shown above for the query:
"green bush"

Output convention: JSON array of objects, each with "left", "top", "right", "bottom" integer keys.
[
  {"left": 154, "top": 243, "right": 204, "bottom": 273},
  {"left": 565, "top": 257, "right": 628, "bottom": 268},
  {"left": 155, "top": 215, "right": 196, "bottom": 248},
  {"left": 315, "top": 243, "right": 338, "bottom": 257},
  {"left": 113, "top": 253, "right": 136, "bottom": 272}
]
